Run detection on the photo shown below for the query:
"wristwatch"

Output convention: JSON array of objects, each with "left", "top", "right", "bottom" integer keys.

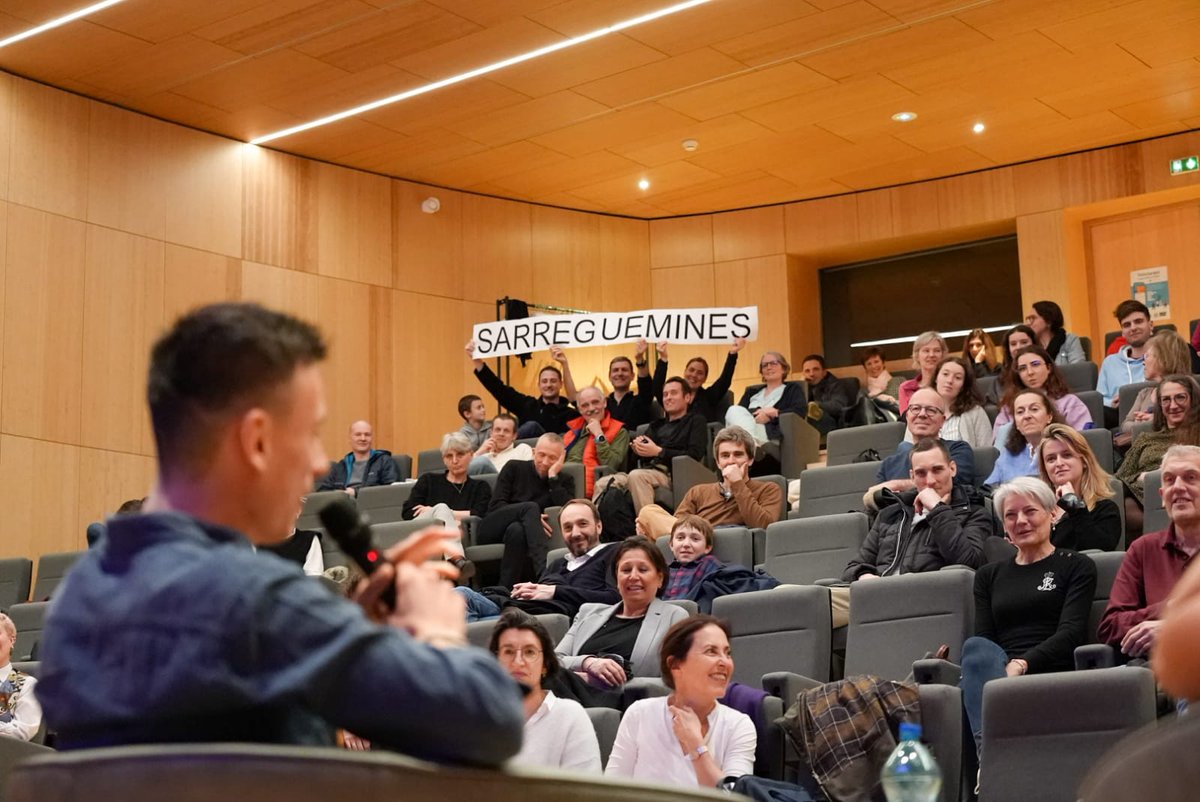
[
  {"left": 595, "top": 434, "right": 606, "bottom": 443},
  {"left": 685, "top": 745, "right": 708, "bottom": 761}
]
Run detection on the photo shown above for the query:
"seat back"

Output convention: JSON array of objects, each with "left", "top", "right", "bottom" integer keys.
[
  {"left": 1085, "top": 552, "right": 1125, "bottom": 643},
  {"left": 797, "top": 462, "right": 878, "bottom": 518},
  {"left": 982, "top": 536, "right": 1016, "bottom": 564},
  {"left": 355, "top": 483, "right": 416, "bottom": 525},
  {"left": 1059, "top": 362, "right": 1099, "bottom": 394},
  {"left": 372, "top": 520, "right": 441, "bottom": 550},
  {"left": 1143, "top": 470, "right": 1168, "bottom": 536},
  {"left": 775, "top": 412, "right": 821, "bottom": 479},
  {"left": 764, "top": 514, "right": 869, "bottom": 585},
  {"left": 1081, "top": 428, "right": 1114, "bottom": 473},
  {"left": 1078, "top": 336, "right": 1092, "bottom": 362},
  {"left": 416, "top": 449, "right": 442, "bottom": 476},
  {"left": 560, "top": 463, "right": 587, "bottom": 500},
  {"left": 825, "top": 422, "right": 907, "bottom": 467},
  {"left": 1108, "top": 476, "right": 1126, "bottom": 549},
  {"left": 7, "top": 602, "right": 49, "bottom": 662},
  {"left": 712, "top": 585, "right": 832, "bottom": 684},
  {"left": 465, "top": 612, "right": 569, "bottom": 650},
  {"left": 297, "top": 491, "right": 351, "bottom": 532},
  {"left": 669, "top": 456, "right": 719, "bottom": 509},
  {"left": 586, "top": 707, "right": 621, "bottom": 768},
  {"left": 31, "top": 551, "right": 84, "bottom": 602},
  {"left": 1117, "top": 381, "right": 1155, "bottom": 422},
  {"left": 972, "top": 447, "right": 999, "bottom": 490},
  {"left": 0, "top": 558, "right": 32, "bottom": 609},
  {"left": 391, "top": 453, "right": 413, "bottom": 482},
  {"left": 655, "top": 527, "right": 753, "bottom": 569},
  {"left": 845, "top": 569, "right": 975, "bottom": 679},
  {"left": 977, "top": 374, "right": 1001, "bottom": 405},
  {"left": 980, "top": 667, "right": 1157, "bottom": 802},
  {"left": 1079, "top": 706, "right": 1200, "bottom": 802},
  {"left": 1074, "top": 390, "right": 1105, "bottom": 430}
]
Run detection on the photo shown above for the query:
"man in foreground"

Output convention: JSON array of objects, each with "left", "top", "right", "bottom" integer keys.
[{"left": 38, "top": 303, "right": 523, "bottom": 764}]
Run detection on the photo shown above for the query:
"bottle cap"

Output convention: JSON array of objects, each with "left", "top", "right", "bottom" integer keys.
[{"left": 898, "top": 721, "right": 922, "bottom": 741}]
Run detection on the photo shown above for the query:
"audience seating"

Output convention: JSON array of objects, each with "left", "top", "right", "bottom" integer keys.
[
  {"left": 1142, "top": 470, "right": 1167, "bottom": 535},
  {"left": 586, "top": 707, "right": 621, "bottom": 768},
  {"left": 1107, "top": 476, "right": 1126, "bottom": 547},
  {"left": 416, "top": 449, "right": 442, "bottom": 477},
  {"left": 825, "top": 421, "right": 906, "bottom": 467},
  {"left": 1060, "top": 362, "right": 1099, "bottom": 395},
  {"left": 30, "top": 552, "right": 84, "bottom": 603},
  {"left": 1078, "top": 335, "right": 1092, "bottom": 362},
  {"left": 355, "top": 484, "right": 415, "bottom": 525},
  {"left": 1081, "top": 428, "right": 1114, "bottom": 473},
  {"left": 713, "top": 585, "right": 832, "bottom": 685},
  {"left": 658, "top": 455, "right": 720, "bottom": 509},
  {"left": 665, "top": 599, "right": 699, "bottom": 616},
  {"left": 7, "top": 602, "right": 48, "bottom": 662},
  {"left": 4, "top": 744, "right": 737, "bottom": 802},
  {"left": 794, "top": 462, "right": 879, "bottom": 518},
  {"left": 465, "top": 613, "right": 569, "bottom": 650},
  {"left": 982, "top": 536, "right": 1016, "bottom": 564},
  {"left": 760, "top": 412, "right": 821, "bottom": 480},
  {"left": 763, "top": 514, "right": 868, "bottom": 586},
  {"left": 972, "top": 447, "right": 999, "bottom": 490},
  {"left": 1078, "top": 712, "right": 1200, "bottom": 801},
  {"left": 1072, "top": 551, "right": 1125, "bottom": 670},
  {"left": 655, "top": 528, "right": 753, "bottom": 568},
  {"left": 0, "top": 737, "right": 52, "bottom": 802},
  {"left": 0, "top": 558, "right": 32, "bottom": 609},
  {"left": 297, "top": 491, "right": 350, "bottom": 532},
  {"left": 1075, "top": 391, "right": 1105, "bottom": 431},
  {"left": 978, "top": 667, "right": 1157, "bottom": 802},
  {"left": 392, "top": 454, "right": 413, "bottom": 482},
  {"left": 977, "top": 374, "right": 1001, "bottom": 405},
  {"left": 1117, "top": 381, "right": 1154, "bottom": 423}
]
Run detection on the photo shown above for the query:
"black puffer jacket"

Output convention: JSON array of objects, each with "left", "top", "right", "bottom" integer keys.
[{"left": 842, "top": 485, "right": 990, "bottom": 581}]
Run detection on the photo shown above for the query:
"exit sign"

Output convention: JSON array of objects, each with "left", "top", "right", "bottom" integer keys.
[{"left": 1170, "top": 156, "right": 1199, "bottom": 175}]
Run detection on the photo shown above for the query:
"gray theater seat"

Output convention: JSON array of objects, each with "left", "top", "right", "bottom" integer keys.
[
  {"left": 712, "top": 585, "right": 832, "bottom": 685},
  {"left": 764, "top": 513, "right": 868, "bottom": 586},
  {"left": 586, "top": 707, "right": 621, "bottom": 769},
  {"left": 30, "top": 552, "right": 84, "bottom": 602},
  {"left": 297, "top": 491, "right": 350, "bottom": 532},
  {"left": 1059, "top": 361, "right": 1099, "bottom": 394},
  {"left": 826, "top": 422, "right": 906, "bottom": 467},
  {"left": 796, "top": 462, "right": 878, "bottom": 518},
  {"left": 655, "top": 527, "right": 753, "bottom": 568},
  {"left": 1142, "top": 469, "right": 1167, "bottom": 536},
  {"left": 1081, "top": 428, "right": 1114, "bottom": 474},
  {"left": 355, "top": 483, "right": 416, "bottom": 525},
  {"left": 0, "top": 558, "right": 32, "bottom": 609}
]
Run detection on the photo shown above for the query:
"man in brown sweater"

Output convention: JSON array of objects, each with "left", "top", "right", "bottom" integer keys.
[{"left": 635, "top": 425, "right": 783, "bottom": 537}]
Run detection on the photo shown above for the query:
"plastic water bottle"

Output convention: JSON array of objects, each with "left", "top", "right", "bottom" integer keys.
[{"left": 880, "top": 721, "right": 942, "bottom": 802}]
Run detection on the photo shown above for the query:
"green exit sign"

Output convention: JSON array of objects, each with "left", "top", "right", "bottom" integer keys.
[{"left": 1170, "top": 156, "right": 1199, "bottom": 175}]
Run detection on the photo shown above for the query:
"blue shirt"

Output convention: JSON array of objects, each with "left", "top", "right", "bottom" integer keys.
[
  {"left": 1096, "top": 348, "right": 1146, "bottom": 407},
  {"left": 38, "top": 512, "right": 523, "bottom": 763},
  {"left": 876, "top": 439, "right": 977, "bottom": 488},
  {"left": 985, "top": 444, "right": 1039, "bottom": 485}
]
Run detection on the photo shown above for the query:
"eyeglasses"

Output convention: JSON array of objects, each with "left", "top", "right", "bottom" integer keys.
[
  {"left": 1161, "top": 393, "right": 1190, "bottom": 408},
  {"left": 499, "top": 646, "right": 542, "bottom": 663},
  {"left": 760, "top": 360, "right": 782, "bottom": 369},
  {"left": 907, "top": 404, "right": 945, "bottom": 418},
  {"left": 1017, "top": 360, "right": 1046, "bottom": 373}
]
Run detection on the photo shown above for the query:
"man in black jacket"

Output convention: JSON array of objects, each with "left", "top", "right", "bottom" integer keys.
[
  {"left": 476, "top": 433, "right": 576, "bottom": 585},
  {"left": 833, "top": 438, "right": 990, "bottom": 625},
  {"left": 315, "top": 420, "right": 400, "bottom": 496},
  {"left": 801, "top": 354, "right": 855, "bottom": 434},
  {"left": 467, "top": 341, "right": 579, "bottom": 436},
  {"left": 625, "top": 376, "right": 708, "bottom": 512},
  {"left": 652, "top": 338, "right": 746, "bottom": 423}
]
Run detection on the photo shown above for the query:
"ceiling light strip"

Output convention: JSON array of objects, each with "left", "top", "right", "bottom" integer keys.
[
  {"left": 851, "top": 324, "right": 1017, "bottom": 349},
  {"left": 0, "top": 0, "right": 126, "bottom": 50},
  {"left": 249, "top": 0, "right": 713, "bottom": 145}
]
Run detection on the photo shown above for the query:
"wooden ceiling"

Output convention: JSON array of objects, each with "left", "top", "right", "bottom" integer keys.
[{"left": 2, "top": 0, "right": 1200, "bottom": 217}]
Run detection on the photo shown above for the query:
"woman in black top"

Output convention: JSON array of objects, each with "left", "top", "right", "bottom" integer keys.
[
  {"left": 960, "top": 476, "right": 1096, "bottom": 757},
  {"left": 1037, "top": 423, "right": 1122, "bottom": 551},
  {"left": 403, "top": 432, "right": 492, "bottom": 532}
]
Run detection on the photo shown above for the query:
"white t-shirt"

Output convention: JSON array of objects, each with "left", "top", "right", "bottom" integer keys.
[
  {"left": 606, "top": 696, "right": 756, "bottom": 787},
  {"left": 0, "top": 664, "right": 42, "bottom": 742},
  {"left": 491, "top": 443, "right": 534, "bottom": 472},
  {"left": 512, "top": 691, "right": 601, "bottom": 773}
]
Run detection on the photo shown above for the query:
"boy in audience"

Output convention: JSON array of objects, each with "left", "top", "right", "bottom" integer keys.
[
  {"left": 0, "top": 612, "right": 42, "bottom": 742},
  {"left": 661, "top": 515, "right": 779, "bottom": 612},
  {"left": 469, "top": 413, "right": 532, "bottom": 475},
  {"left": 457, "top": 394, "right": 492, "bottom": 451},
  {"left": 1097, "top": 300, "right": 1154, "bottom": 428}
]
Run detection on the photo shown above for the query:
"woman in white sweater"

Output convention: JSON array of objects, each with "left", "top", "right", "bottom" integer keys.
[
  {"left": 905, "top": 356, "right": 992, "bottom": 449},
  {"left": 606, "top": 616, "right": 756, "bottom": 788}
]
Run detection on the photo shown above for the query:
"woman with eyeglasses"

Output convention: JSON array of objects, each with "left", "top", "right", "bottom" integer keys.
[
  {"left": 1116, "top": 375, "right": 1200, "bottom": 540},
  {"left": 489, "top": 609, "right": 602, "bottom": 772},
  {"left": 1025, "top": 300, "right": 1086, "bottom": 364},
  {"left": 898, "top": 331, "right": 948, "bottom": 413},
  {"left": 1116, "top": 331, "right": 1193, "bottom": 445},
  {"left": 992, "top": 345, "right": 1092, "bottom": 440},
  {"left": 986, "top": 388, "right": 1066, "bottom": 486},
  {"left": 1037, "top": 423, "right": 1121, "bottom": 551},
  {"left": 724, "top": 351, "right": 806, "bottom": 446}
]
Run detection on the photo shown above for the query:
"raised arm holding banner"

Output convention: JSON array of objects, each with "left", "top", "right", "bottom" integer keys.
[{"left": 471, "top": 306, "right": 758, "bottom": 359}]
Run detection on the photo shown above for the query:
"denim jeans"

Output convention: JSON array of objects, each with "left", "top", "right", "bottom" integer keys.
[
  {"left": 959, "top": 635, "right": 1010, "bottom": 755},
  {"left": 456, "top": 587, "right": 502, "bottom": 623}
]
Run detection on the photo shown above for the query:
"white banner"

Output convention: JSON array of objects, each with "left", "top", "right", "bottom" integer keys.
[{"left": 472, "top": 306, "right": 758, "bottom": 359}]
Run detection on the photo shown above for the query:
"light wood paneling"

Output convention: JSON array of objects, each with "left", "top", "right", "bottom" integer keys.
[
  {"left": 80, "top": 226, "right": 165, "bottom": 455},
  {"left": 529, "top": 205, "right": 601, "bottom": 311},
  {"left": 8, "top": 78, "right": 90, "bottom": 218},
  {"left": 393, "top": 180, "right": 463, "bottom": 297},
  {"left": 0, "top": 73, "right": 11, "bottom": 200},
  {"left": 162, "top": 125, "right": 243, "bottom": 257},
  {"left": 241, "top": 146, "right": 317, "bottom": 272},
  {"left": 0, "top": 203, "right": 5, "bottom": 414},
  {"left": 76, "top": 446, "right": 157, "bottom": 538},
  {"left": 0, "top": 435, "right": 81, "bottom": 559},
  {"left": 597, "top": 215, "right": 651, "bottom": 313},
  {"left": 460, "top": 194, "right": 532, "bottom": 305},
  {"left": 649, "top": 215, "right": 713, "bottom": 269},
  {"left": 315, "top": 161, "right": 392, "bottom": 286},
  {"left": 1, "top": 206, "right": 86, "bottom": 443},
  {"left": 86, "top": 102, "right": 169, "bottom": 239},
  {"left": 316, "top": 277, "right": 375, "bottom": 460},
  {"left": 712, "top": 206, "right": 786, "bottom": 262},
  {"left": 784, "top": 194, "right": 859, "bottom": 253},
  {"left": 1017, "top": 209, "right": 1072, "bottom": 325},
  {"left": 240, "top": 260, "right": 319, "bottom": 322},
  {"left": 163, "top": 244, "right": 241, "bottom": 324},
  {"left": 714, "top": 255, "right": 791, "bottom": 386}
]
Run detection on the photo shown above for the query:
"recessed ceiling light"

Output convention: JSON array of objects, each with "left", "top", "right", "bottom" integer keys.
[
  {"left": 250, "top": 0, "right": 714, "bottom": 145},
  {"left": 973, "top": 122, "right": 986, "bottom": 134},
  {"left": 638, "top": 179, "right": 651, "bottom": 191},
  {"left": 682, "top": 139, "right": 699, "bottom": 152},
  {"left": 891, "top": 111, "right": 917, "bottom": 122},
  {"left": 0, "top": 0, "right": 125, "bottom": 50}
]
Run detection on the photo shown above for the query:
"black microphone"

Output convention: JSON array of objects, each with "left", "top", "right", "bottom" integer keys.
[{"left": 319, "top": 499, "right": 396, "bottom": 610}]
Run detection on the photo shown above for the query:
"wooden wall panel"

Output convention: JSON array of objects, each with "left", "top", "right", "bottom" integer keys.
[
  {"left": 529, "top": 205, "right": 601, "bottom": 310},
  {"left": 0, "top": 74, "right": 11, "bottom": 200},
  {"left": 8, "top": 79, "right": 90, "bottom": 218},
  {"left": 163, "top": 244, "right": 241, "bottom": 323},
  {"left": 75, "top": 446, "right": 157, "bottom": 539},
  {"left": 315, "top": 162, "right": 392, "bottom": 287},
  {"left": 240, "top": 260, "right": 319, "bottom": 322},
  {"left": 241, "top": 147, "right": 317, "bottom": 272},
  {"left": 784, "top": 194, "right": 858, "bottom": 253},
  {"left": 597, "top": 215, "right": 651, "bottom": 313},
  {"left": 393, "top": 180, "right": 463, "bottom": 297},
  {"left": 0, "top": 436, "right": 81, "bottom": 559},
  {"left": 713, "top": 256, "right": 791, "bottom": 387},
  {"left": 1, "top": 206, "right": 86, "bottom": 443},
  {"left": 0, "top": 203, "right": 6, "bottom": 417},
  {"left": 316, "top": 277, "right": 375, "bottom": 460},
  {"left": 460, "top": 194, "right": 532, "bottom": 306},
  {"left": 649, "top": 215, "right": 713, "bottom": 268},
  {"left": 86, "top": 102, "right": 169, "bottom": 239},
  {"left": 1017, "top": 209, "right": 1072, "bottom": 323},
  {"left": 162, "top": 125, "right": 243, "bottom": 257},
  {"left": 712, "top": 206, "right": 785, "bottom": 262},
  {"left": 79, "top": 226, "right": 165, "bottom": 455}
]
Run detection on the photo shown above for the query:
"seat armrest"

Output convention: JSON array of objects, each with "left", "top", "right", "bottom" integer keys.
[
  {"left": 812, "top": 577, "right": 844, "bottom": 587},
  {"left": 1075, "top": 643, "right": 1117, "bottom": 671},
  {"left": 762, "top": 671, "right": 823, "bottom": 701},
  {"left": 912, "top": 658, "right": 961, "bottom": 686}
]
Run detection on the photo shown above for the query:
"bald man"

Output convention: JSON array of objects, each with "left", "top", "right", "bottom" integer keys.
[
  {"left": 317, "top": 419, "right": 401, "bottom": 496},
  {"left": 564, "top": 386, "right": 630, "bottom": 498}
]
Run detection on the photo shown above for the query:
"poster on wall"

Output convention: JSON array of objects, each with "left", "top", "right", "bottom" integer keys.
[{"left": 1131, "top": 266, "right": 1171, "bottom": 321}]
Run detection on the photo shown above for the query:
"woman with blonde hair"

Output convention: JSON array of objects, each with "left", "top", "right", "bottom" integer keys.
[
  {"left": 962, "top": 329, "right": 1001, "bottom": 378},
  {"left": 1117, "top": 330, "right": 1193, "bottom": 441},
  {"left": 899, "top": 331, "right": 948, "bottom": 413},
  {"left": 1037, "top": 423, "right": 1120, "bottom": 551}
]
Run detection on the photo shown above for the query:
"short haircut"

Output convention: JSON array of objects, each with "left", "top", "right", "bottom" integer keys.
[
  {"left": 685, "top": 357, "right": 709, "bottom": 376},
  {"left": 1037, "top": 423, "right": 1114, "bottom": 508},
  {"left": 147, "top": 303, "right": 327, "bottom": 481},
  {"left": 664, "top": 375, "right": 695, "bottom": 397},
  {"left": 671, "top": 514, "right": 714, "bottom": 549},
  {"left": 440, "top": 431, "right": 473, "bottom": 454},
  {"left": 561, "top": 497, "right": 601, "bottom": 523},
  {"left": 610, "top": 356, "right": 634, "bottom": 371},
  {"left": 536, "top": 432, "right": 564, "bottom": 449},
  {"left": 1163, "top": 444, "right": 1200, "bottom": 469},
  {"left": 1114, "top": 299, "right": 1150, "bottom": 322},
  {"left": 457, "top": 394, "right": 481, "bottom": 420},
  {"left": 577, "top": 385, "right": 605, "bottom": 403},
  {"left": 1148, "top": 331, "right": 1193, "bottom": 376},
  {"left": 911, "top": 437, "right": 951, "bottom": 463},
  {"left": 1004, "top": 387, "right": 1066, "bottom": 454},
  {"left": 116, "top": 498, "right": 144, "bottom": 515},
  {"left": 1032, "top": 300, "right": 1065, "bottom": 333},
  {"left": 539, "top": 365, "right": 563, "bottom": 381},
  {"left": 492, "top": 412, "right": 518, "bottom": 430},
  {"left": 911, "top": 331, "right": 948, "bottom": 360},
  {"left": 994, "top": 475, "right": 1057, "bottom": 517},
  {"left": 612, "top": 535, "right": 670, "bottom": 594},
  {"left": 659, "top": 615, "right": 732, "bottom": 689},
  {"left": 488, "top": 608, "right": 561, "bottom": 679},
  {"left": 0, "top": 612, "right": 14, "bottom": 640},
  {"left": 801, "top": 354, "right": 826, "bottom": 368},
  {"left": 859, "top": 347, "right": 885, "bottom": 365},
  {"left": 713, "top": 426, "right": 756, "bottom": 461},
  {"left": 760, "top": 351, "right": 791, "bottom": 379}
]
